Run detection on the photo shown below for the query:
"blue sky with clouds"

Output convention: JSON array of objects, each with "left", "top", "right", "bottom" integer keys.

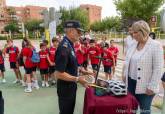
[{"left": 6, "top": 0, "right": 118, "bottom": 18}]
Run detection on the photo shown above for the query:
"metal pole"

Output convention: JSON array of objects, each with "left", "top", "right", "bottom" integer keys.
[{"left": 95, "top": 57, "right": 102, "bottom": 83}]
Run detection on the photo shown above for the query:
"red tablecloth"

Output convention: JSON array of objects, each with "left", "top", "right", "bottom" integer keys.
[{"left": 83, "top": 88, "right": 138, "bottom": 114}]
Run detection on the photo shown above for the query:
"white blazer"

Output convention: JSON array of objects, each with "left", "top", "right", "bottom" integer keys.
[{"left": 124, "top": 38, "right": 164, "bottom": 94}]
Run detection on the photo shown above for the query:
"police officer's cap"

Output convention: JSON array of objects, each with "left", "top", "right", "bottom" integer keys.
[{"left": 64, "top": 20, "right": 84, "bottom": 32}]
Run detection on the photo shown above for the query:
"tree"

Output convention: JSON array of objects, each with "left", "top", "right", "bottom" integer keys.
[
  {"left": 57, "top": 7, "right": 89, "bottom": 33},
  {"left": 90, "top": 16, "right": 121, "bottom": 32},
  {"left": 114, "top": 0, "right": 164, "bottom": 23},
  {"left": 4, "top": 22, "right": 18, "bottom": 33},
  {"left": 25, "top": 19, "right": 44, "bottom": 32}
]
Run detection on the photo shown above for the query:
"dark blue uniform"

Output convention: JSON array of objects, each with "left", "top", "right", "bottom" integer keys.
[
  {"left": 55, "top": 36, "right": 78, "bottom": 114},
  {"left": 0, "top": 91, "right": 4, "bottom": 114}
]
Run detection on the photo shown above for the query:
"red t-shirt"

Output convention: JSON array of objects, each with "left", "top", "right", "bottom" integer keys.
[
  {"left": 108, "top": 46, "right": 119, "bottom": 59},
  {"left": 0, "top": 50, "right": 4, "bottom": 64},
  {"left": 49, "top": 46, "right": 56, "bottom": 63},
  {"left": 22, "top": 47, "right": 34, "bottom": 68},
  {"left": 74, "top": 43, "right": 84, "bottom": 65},
  {"left": 81, "top": 46, "right": 88, "bottom": 62},
  {"left": 102, "top": 49, "right": 113, "bottom": 66},
  {"left": 96, "top": 43, "right": 101, "bottom": 49},
  {"left": 6, "top": 46, "right": 19, "bottom": 62},
  {"left": 87, "top": 46, "right": 100, "bottom": 64},
  {"left": 39, "top": 50, "right": 49, "bottom": 69}
]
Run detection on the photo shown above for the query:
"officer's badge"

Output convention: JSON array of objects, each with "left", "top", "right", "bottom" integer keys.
[{"left": 63, "top": 42, "right": 68, "bottom": 48}]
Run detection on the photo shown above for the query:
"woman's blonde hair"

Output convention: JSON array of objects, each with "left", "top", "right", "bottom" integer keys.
[{"left": 132, "top": 20, "right": 150, "bottom": 41}]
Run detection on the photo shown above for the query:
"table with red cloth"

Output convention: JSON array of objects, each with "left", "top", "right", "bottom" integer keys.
[{"left": 83, "top": 87, "right": 138, "bottom": 114}]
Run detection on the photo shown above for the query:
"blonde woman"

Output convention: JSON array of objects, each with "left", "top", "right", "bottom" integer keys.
[{"left": 123, "top": 20, "right": 164, "bottom": 114}]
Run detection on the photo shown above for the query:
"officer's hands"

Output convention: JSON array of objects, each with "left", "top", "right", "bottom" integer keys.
[
  {"left": 80, "top": 68, "right": 94, "bottom": 76},
  {"left": 78, "top": 76, "right": 89, "bottom": 88}
]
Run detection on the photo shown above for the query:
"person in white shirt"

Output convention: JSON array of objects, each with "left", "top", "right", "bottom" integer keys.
[{"left": 124, "top": 25, "right": 137, "bottom": 54}]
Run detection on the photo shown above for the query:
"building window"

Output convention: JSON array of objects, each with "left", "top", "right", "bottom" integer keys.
[{"left": 17, "top": 11, "right": 21, "bottom": 14}]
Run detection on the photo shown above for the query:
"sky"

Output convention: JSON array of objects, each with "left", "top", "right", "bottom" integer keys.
[{"left": 6, "top": 0, "right": 118, "bottom": 19}]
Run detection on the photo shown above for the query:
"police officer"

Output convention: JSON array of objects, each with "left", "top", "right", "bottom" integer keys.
[
  {"left": 0, "top": 91, "right": 4, "bottom": 114},
  {"left": 55, "top": 20, "right": 91, "bottom": 114}
]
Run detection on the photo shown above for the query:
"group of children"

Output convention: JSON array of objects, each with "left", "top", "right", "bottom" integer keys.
[
  {"left": 0, "top": 38, "right": 59, "bottom": 92},
  {"left": 0, "top": 36, "right": 119, "bottom": 93},
  {"left": 74, "top": 37, "right": 119, "bottom": 80}
]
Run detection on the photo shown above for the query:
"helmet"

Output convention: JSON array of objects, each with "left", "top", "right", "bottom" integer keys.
[{"left": 107, "top": 80, "right": 127, "bottom": 96}]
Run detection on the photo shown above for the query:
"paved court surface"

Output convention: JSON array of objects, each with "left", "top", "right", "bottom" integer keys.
[
  {"left": 0, "top": 68, "right": 85, "bottom": 114},
  {"left": 0, "top": 69, "right": 162, "bottom": 114}
]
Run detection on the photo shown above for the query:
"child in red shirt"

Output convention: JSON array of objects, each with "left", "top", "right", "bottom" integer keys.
[
  {"left": 5, "top": 39, "right": 23, "bottom": 85},
  {"left": 102, "top": 43, "right": 115, "bottom": 80},
  {"left": 0, "top": 49, "right": 5, "bottom": 83},
  {"left": 81, "top": 41, "right": 88, "bottom": 71},
  {"left": 39, "top": 43, "right": 54, "bottom": 87},
  {"left": 49, "top": 38, "right": 59, "bottom": 84},
  {"left": 87, "top": 39, "right": 100, "bottom": 75},
  {"left": 74, "top": 41, "right": 84, "bottom": 66},
  {"left": 74, "top": 41, "right": 85, "bottom": 75},
  {"left": 109, "top": 40, "right": 119, "bottom": 75},
  {"left": 22, "top": 40, "right": 39, "bottom": 92}
]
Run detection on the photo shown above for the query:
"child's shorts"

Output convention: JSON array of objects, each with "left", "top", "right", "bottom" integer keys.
[
  {"left": 91, "top": 64, "right": 98, "bottom": 71},
  {"left": 0, "top": 64, "right": 5, "bottom": 72},
  {"left": 49, "top": 66, "right": 56, "bottom": 74},
  {"left": 104, "top": 66, "right": 111, "bottom": 74},
  {"left": 40, "top": 69, "right": 49, "bottom": 75},
  {"left": 10, "top": 62, "right": 17, "bottom": 69}
]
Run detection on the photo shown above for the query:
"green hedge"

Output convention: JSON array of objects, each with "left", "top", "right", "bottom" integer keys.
[
  {"left": 0, "top": 36, "right": 7, "bottom": 40},
  {"left": 0, "top": 33, "right": 41, "bottom": 40}
]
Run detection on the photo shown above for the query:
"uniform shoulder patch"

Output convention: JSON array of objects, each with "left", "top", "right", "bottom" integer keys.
[{"left": 62, "top": 42, "right": 68, "bottom": 48}]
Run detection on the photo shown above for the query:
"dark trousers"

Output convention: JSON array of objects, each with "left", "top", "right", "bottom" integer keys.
[
  {"left": 0, "top": 91, "right": 4, "bottom": 114},
  {"left": 57, "top": 81, "right": 77, "bottom": 114},
  {"left": 128, "top": 77, "right": 155, "bottom": 114}
]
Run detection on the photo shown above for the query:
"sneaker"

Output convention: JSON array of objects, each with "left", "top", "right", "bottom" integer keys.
[
  {"left": 2, "top": 79, "right": 6, "bottom": 83},
  {"left": 24, "top": 88, "right": 32, "bottom": 93},
  {"left": 32, "top": 83, "right": 40, "bottom": 90},
  {"left": 45, "top": 82, "right": 49, "bottom": 87},
  {"left": 13, "top": 80, "right": 19, "bottom": 84},
  {"left": 42, "top": 82, "right": 45, "bottom": 87},
  {"left": 22, "top": 82, "right": 26, "bottom": 87},
  {"left": 20, "top": 80, "right": 25, "bottom": 86},
  {"left": 31, "top": 82, "right": 35, "bottom": 88},
  {"left": 35, "top": 85, "right": 40, "bottom": 90},
  {"left": 20, "top": 80, "right": 26, "bottom": 86},
  {"left": 51, "top": 80, "right": 56, "bottom": 86},
  {"left": 52, "top": 80, "right": 56, "bottom": 84}
]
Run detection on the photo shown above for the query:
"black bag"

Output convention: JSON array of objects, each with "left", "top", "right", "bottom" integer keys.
[
  {"left": 18, "top": 56, "right": 24, "bottom": 66},
  {"left": 18, "top": 51, "right": 24, "bottom": 66}
]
